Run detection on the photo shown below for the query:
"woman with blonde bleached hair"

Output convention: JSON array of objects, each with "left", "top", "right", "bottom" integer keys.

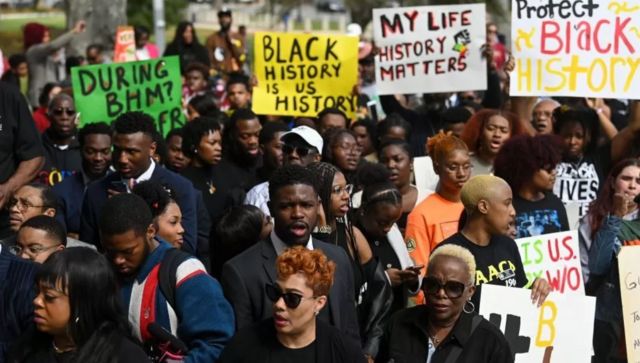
[
  {"left": 219, "top": 247, "right": 366, "bottom": 363},
  {"left": 377, "top": 244, "right": 513, "bottom": 363}
]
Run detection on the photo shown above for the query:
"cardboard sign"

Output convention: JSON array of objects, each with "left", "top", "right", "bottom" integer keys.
[
  {"left": 252, "top": 32, "right": 358, "bottom": 118},
  {"left": 480, "top": 285, "right": 595, "bottom": 363},
  {"left": 516, "top": 231, "right": 584, "bottom": 294},
  {"left": 618, "top": 246, "right": 640, "bottom": 362},
  {"left": 71, "top": 56, "right": 184, "bottom": 135},
  {"left": 510, "top": 0, "right": 640, "bottom": 99},
  {"left": 114, "top": 26, "right": 136, "bottom": 63},
  {"left": 372, "top": 4, "right": 487, "bottom": 95}
]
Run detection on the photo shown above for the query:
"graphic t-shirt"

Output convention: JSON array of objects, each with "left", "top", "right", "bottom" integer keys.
[
  {"left": 553, "top": 147, "right": 610, "bottom": 218},
  {"left": 513, "top": 192, "right": 570, "bottom": 238},
  {"left": 404, "top": 193, "right": 463, "bottom": 276},
  {"left": 439, "top": 232, "right": 528, "bottom": 307}
]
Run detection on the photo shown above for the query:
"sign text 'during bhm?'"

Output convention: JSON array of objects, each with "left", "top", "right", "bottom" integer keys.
[
  {"left": 71, "top": 56, "right": 183, "bottom": 136},
  {"left": 511, "top": 0, "right": 640, "bottom": 99},
  {"left": 252, "top": 32, "right": 358, "bottom": 118},
  {"left": 480, "top": 285, "right": 595, "bottom": 363},
  {"left": 372, "top": 4, "right": 487, "bottom": 95},
  {"left": 516, "top": 230, "right": 584, "bottom": 294}
]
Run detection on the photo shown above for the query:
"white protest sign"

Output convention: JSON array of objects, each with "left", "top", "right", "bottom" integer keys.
[
  {"left": 516, "top": 230, "right": 584, "bottom": 294},
  {"left": 480, "top": 285, "right": 595, "bottom": 363},
  {"left": 618, "top": 246, "right": 640, "bottom": 362},
  {"left": 510, "top": 0, "right": 640, "bottom": 99},
  {"left": 372, "top": 4, "right": 487, "bottom": 95}
]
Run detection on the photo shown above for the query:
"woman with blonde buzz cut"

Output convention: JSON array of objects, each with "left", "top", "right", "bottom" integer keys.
[{"left": 377, "top": 244, "right": 513, "bottom": 363}]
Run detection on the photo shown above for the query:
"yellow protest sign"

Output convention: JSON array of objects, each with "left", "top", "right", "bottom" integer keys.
[{"left": 252, "top": 32, "right": 358, "bottom": 118}]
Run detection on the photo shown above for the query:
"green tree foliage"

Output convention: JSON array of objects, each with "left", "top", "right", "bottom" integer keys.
[{"left": 127, "top": 0, "right": 189, "bottom": 30}]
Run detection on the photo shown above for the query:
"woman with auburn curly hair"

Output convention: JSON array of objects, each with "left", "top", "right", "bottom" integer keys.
[
  {"left": 460, "top": 109, "right": 527, "bottom": 176},
  {"left": 219, "top": 247, "right": 365, "bottom": 363},
  {"left": 494, "top": 134, "right": 569, "bottom": 238}
]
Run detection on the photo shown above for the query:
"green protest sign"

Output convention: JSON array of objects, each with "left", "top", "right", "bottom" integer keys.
[{"left": 71, "top": 56, "right": 184, "bottom": 136}]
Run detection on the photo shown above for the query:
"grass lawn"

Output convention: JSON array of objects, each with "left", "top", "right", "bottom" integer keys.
[{"left": 0, "top": 13, "right": 66, "bottom": 54}]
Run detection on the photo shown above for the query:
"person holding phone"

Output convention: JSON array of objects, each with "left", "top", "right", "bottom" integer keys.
[
  {"left": 219, "top": 247, "right": 365, "bottom": 363},
  {"left": 354, "top": 163, "right": 422, "bottom": 314}
]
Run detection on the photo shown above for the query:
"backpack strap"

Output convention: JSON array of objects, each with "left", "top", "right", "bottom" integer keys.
[
  {"left": 158, "top": 248, "right": 192, "bottom": 310},
  {"left": 442, "top": 314, "right": 484, "bottom": 363}
]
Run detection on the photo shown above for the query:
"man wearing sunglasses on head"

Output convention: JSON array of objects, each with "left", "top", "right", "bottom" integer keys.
[
  {"left": 219, "top": 247, "right": 365, "bottom": 362},
  {"left": 377, "top": 244, "right": 513, "bottom": 363},
  {"left": 245, "top": 125, "right": 323, "bottom": 217},
  {"left": 223, "top": 164, "right": 361, "bottom": 346},
  {"left": 39, "top": 93, "right": 82, "bottom": 186}
]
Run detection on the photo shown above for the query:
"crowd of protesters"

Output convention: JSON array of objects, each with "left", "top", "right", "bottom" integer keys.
[{"left": 0, "top": 7, "right": 639, "bottom": 363}]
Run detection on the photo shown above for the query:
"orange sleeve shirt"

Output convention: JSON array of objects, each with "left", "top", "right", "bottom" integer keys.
[{"left": 404, "top": 193, "right": 464, "bottom": 276}]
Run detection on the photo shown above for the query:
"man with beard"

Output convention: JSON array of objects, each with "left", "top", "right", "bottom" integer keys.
[
  {"left": 221, "top": 164, "right": 361, "bottom": 344},
  {"left": 39, "top": 93, "right": 82, "bottom": 186},
  {"left": 79, "top": 112, "right": 199, "bottom": 253},
  {"left": 52, "top": 122, "right": 112, "bottom": 237},
  {"left": 99, "top": 193, "right": 234, "bottom": 362},
  {"left": 219, "top": 108, "right": 262, "bottom": 192},
  {"left": 206, "top": 8, "right": 246, "bottom": 76}
]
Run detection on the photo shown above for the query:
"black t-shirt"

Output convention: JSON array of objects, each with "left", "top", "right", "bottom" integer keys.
[
  {"left": 513, "top": 192, "right": 570, "bottom": 238},
  {"left": 553, "top": 145, "right": 611, "bottom": 218},
  {"left": 439, "top": 232, "right": 528, "bottom": 307},
  {"left": 270, "top": 340, "right": 316, "bottom": 363}
]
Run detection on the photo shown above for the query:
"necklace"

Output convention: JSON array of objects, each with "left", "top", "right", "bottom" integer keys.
[{"left": 52, "top": 341, "right": 74, "bottom": 354}]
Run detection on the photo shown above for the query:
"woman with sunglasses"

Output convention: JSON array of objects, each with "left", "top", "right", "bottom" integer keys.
[
  {"left": 8, "top": 248, "right": 150, "bottom": 363},
  {"left": 494, "top": 134, "right": 569, "bottom": 238},
  {"left": 40, "top": 93, "right": 82, "bottom": 186},
  {"left": 219, "top": 246, "right": 365, "bottom": 363},
  {"left": 377, "top": 244, "right": 513, "bottom": 363},
  {"left": 309, "top": 162, "right": 391, "bottom": 361}
]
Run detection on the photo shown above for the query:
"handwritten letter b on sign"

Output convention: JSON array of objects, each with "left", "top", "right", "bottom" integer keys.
[{"left": 372, "top": 3, "right": 487, "bottom": 95}]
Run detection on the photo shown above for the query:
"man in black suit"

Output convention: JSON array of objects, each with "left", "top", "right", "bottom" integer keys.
[
  {"left": 221, "top": 164, "right": 361, "bottom": 343},
  {"left": 79, "top": 112, "right": 199, "bottom": 253}
]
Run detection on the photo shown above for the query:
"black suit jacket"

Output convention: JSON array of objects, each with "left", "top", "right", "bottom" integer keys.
[
  {"left": 221, "top": 238, "right": 361, "bottom": 343},
  {"left": 79, "top": 165, "right": 199, "bottom": 252}
]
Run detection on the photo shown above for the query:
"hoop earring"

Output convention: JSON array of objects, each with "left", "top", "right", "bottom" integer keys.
[{"left": 463, "top": 300, "right": 475, "bottom": 314}]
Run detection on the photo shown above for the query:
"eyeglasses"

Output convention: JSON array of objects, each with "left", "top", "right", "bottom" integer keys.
[
  {"left": 52, "top": 107, "right": 76, "bottom": 116},
  {"left": 283, "top": 144, "right": 315, "bottom": 157},
  {"left": 422, "top": 276, "right": 470, "bottom": 299},
  {"left": 10, "top": 244, "right": 59, "bottom": 257},
  {"left": 331, "top": 184, "right": 353, "bottom": 195},
  {"left": 7, "top": 198, "right": 46, "bottom": 213},
  {"left": 265, "top": 283, "right": 315, "bottom": 309}
]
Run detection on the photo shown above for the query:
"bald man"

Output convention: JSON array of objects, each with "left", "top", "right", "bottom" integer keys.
[
  {"left": 437, "top": 175, "right": 549, "bottom": 308},
  {"left": 531, "top": 99, "right": 560, "bottom": 135}
]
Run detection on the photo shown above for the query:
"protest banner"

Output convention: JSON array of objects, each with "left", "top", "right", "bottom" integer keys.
[
  {"left": 113, "top": 26, "right": 136, "bottom": 63},
  {"left": 252, "top": 32, "right": 358, "bottom": 118},
  {"left": 516, "top": 230, "right": 584, "bottom": 294},
  {"left": 71, "top": 56, "right": 183, "bottom": 136},
  {"left": 618, "top": 246, "right": 640, "bottom": 362},
  {"left": 372, "top": 4, "right": 487, "bottom": 95},
  {"left": 480, "top": 285, "right": 595, "bottom": 363},
  {"left": 511, "top": 0, "right": 640, "bottom": 99}
]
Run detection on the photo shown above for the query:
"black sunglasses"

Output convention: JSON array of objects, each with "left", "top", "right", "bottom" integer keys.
[
  {"left": 52, "top": 107, "right": 76, "bottom": 116},
  {"left": 422, "top": 276, "right": 468, "bottom": 299},
  {"left": 283, "top": 144, "right": 314, "bottom": 157},
  {"left": 265, "top": 283, "right": 313, "bottom": 309}
]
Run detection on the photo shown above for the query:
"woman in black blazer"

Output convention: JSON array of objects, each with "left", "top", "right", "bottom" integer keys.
[{"left": 219, "top": 247, "right": 365, "bottom": 363}]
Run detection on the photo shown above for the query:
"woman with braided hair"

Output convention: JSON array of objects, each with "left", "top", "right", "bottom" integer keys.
[
  {"left": 353, "top": 162, "right": 421, "bottom": 314},
  {"left": 308, "top": 162, "right": 391, "bottom": 361},
  {"left": 132, "top": 180, "right": 185, "bottom": 249}
]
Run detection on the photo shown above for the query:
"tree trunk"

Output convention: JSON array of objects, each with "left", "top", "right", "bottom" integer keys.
[{"left": 64, "top": 0, "right": 127, "bottom": 56}]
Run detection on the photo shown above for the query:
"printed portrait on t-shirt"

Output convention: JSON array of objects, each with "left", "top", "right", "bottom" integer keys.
[
  {"left": 553, "top": 161, "right": 599, "bottom": 218},
  {"left": 515, "top": 209, "right": 562, "bottom": 238}
]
